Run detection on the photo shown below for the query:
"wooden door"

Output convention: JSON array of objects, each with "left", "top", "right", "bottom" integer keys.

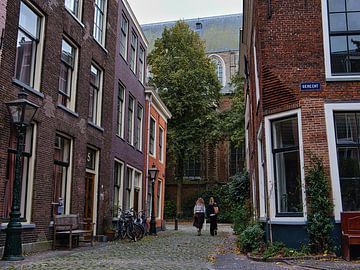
[{"left": 84, "top": 173, "right": 95, "bottom": 230}]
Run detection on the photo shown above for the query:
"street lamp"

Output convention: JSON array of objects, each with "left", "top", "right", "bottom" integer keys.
[
  {"left": 3, "top": 91, "right": 39, "bottom": 261},
  {"left": 148, "top": 164, "right": 159, "bottom": 235}
]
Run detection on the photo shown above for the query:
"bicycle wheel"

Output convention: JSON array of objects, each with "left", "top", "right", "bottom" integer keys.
[
  {"left": 126, "top": 223, "right": 137, "bottom": 242},
  {"left": 134, "top": 223, "right": 144, "bottom": 240}
]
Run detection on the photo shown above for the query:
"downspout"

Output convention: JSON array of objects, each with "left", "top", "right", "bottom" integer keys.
[{"left": 145, "top": 93, "right": 153, "bottom": 216}]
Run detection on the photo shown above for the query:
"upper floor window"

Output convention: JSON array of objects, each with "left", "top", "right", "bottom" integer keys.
[
  {"left": 149, "top": 117, "right": 156, "bottom": 156},
  {"left": 129, "top": 31, "right": 137, "bottom": 72},
  {"left": 184, "top": 158, "right": 201, "bottom": 179},
  {"left": 117, "top": 83, "right": 125, "bottom": 137},
  {"left": 135, "top": 105, "right": 143, "bottom": 151},
  {"left": 210, "top": 55, "right": 225, "bottom": 86},
  {"left": 139, "top": 46, "right": 145, "bottom": 83},
  {"left": 58, "top": 38, "right": 78, "bottom": 111},
  {"left": 159, "top": 127, "right": 164, "bottom": 162},
  {"left": 15, "top": 1, "right": 44, "bottom": 90},
  {"left": 327, "top": 0, "right": 360, "bottom": 75},
  {"left": 93, "top": 0, "right": 107, "bottom": 46},
  {"left": 89, "top": 64, "right": 103, "bottom": 126},
  {"left": 127, "top": 95, "right": 135, "bottom": 145},
  {"left": 65, "top": 0, "right": 82, "bottom": 18},
  {"left": 120, "top": 14, "right": 128, "bottom": 59}
]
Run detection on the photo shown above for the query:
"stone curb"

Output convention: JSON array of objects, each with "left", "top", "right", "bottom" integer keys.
[{"left": 247, "top": 253, "right": 337, "bottom": 262}]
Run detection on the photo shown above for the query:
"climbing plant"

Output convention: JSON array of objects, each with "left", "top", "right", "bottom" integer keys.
[{"left": 305, "top": 155, "right": 334, "bottom": 253}]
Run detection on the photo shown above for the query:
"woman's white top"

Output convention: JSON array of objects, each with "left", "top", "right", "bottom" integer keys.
[{"left": 194, "top": 204, "right": 206, "bottom": 214}]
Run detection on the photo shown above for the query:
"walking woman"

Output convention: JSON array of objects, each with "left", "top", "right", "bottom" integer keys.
[
  {"left": 193, "top": 197, "right": 206, "bottom": 236},
  {"left": 206, "top": 197, "right": 218, "bottom": 236}
]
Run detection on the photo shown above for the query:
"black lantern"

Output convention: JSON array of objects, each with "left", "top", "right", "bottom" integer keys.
[
  {"left": 148, "top": 164, "right": 159, "bottom": 235},
  {"left": 3, "top": 91, "right": 39, "bottom": 261}
]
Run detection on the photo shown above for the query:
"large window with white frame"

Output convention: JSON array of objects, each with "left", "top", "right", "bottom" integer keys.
[
  {"left": 257, "top": 127, "right": 266, "bottom": 219},
  {"left": 120, "top": 14, "right": 128, "bottom": 59},
  {"left": 117, "top": 83, "right": 125, "bottom": 137},
  {"left": 271, "top": 115, "right": 303, "bottom": 216},
  {"left": 113, "top": 160, "right": 124, "bottom": 217},
  {"left": 322, "top": 0, "right": 360, "bottom": 79},
  {"left": 15, "top": 1, "right": 44, "bottom": 90},
  {"left": 135, "top": 104, "right": 143, "bottom": 150},
  {"left": 65, "top": 0, "right": 82, "bottom": 19},
  {"left": 129, "top": 31, "right": 137, "bottom": 72},
  {"left": 210, "top": 55, "right": 225, "bottom": 86},
  {"left": 53, "top": 133, "right": 73, "bottom": 215},
  {"left": 139, "top": 46, "right": 145, "bottom": 83},
  {"left": 159, "top": 127, "right": 164, "bottom": 162},
  {"left": 149, "top": 117, "right": 156, "bottom": 156},
  {"left": 127, "top": 95, "right": 135, "bottom": 145},
  {"left": 134, "top": 171, "right": 142, "bottom": 212},
  {"left": 93, "top": 0, "right": 107, "bottom": 46},
  {"left": 124, "top": 166, "right": 142, "bottom": 211},
  {"left": 89, "top": 64, "right": 103, "bottom": 126},
  {"left": 58, "top": 38, "right": 78, "bottom": 111}
]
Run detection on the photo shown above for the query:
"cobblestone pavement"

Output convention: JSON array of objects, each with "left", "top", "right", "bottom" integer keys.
[{"left": 0, "top": 223, "right": 359, "bottom": 270}]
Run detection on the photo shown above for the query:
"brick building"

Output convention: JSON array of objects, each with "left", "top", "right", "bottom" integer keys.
[
  {"left": 143, "top": 86, "right": 171, "bottom": 229},
  {"left": 142, "top": 14, "right": 243, "bottom": 212},
  {"left": 242, "top": 0, "right": 360, "bottom": 249},
  {"left": 0, "top": 0, "right": 154, "bottom": 252}
]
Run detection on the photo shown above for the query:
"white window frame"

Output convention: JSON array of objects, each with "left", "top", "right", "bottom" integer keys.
[
  {"left": 113, "top": 159, "right": 124, "bottom": 216},
  {"left": 85, "top": 146, "right": 100, "bottom": 235},
  {"left": 58, "top": 37, "right": 78, "bottom": 112},
  {"left": 127, "top": 95, "right": 135, "bottom": 145},
  {"left": 89, "top": 63, "right": 103, "bottom": 127},
  {"left": 209, "top": 54, "right": 226, "bottom": 86},
  {"left": 64, "top": 0, "right": 83, "bottom": 21},
  {"left": 15, "top": 1, "right": 45, "bottom": 91},
  {"left": 125, "top": 165, "right": 142, "bottom": 210},
  {"left": 139, "top": 46, "right": 145, "bottom": 84},
  {"left": 117, "top": 83, "right": 125, "bottom": 138},
  {"left": 321, "top": 0, "right": 360, "bottom": 81},
  {"left": 93, "top": 0, "right": 107, "bottom": 46},
  {"left": 136, "top": 104, "right": 143, "bottom": 151},
  {"left": 149, "top": 117, "right": 156, "bottom": 157},
  {"left": 159, "top": 126, "right": 164, "bottom": 163},
  {"left": 264, "top": 109, "right": 307, "bottom": 223},
  {"left": 257, "top": 124, "right": 266, "bottom": 219},
  {"left": 120, "top": 14, "right": 128, "bottom": 60},
  {"left": 253, "top": 31, "right": 260, "bottom": 105},
  {"left": 130, "top": 31, "right": 137, "bottom": 73},
  {"left": 324, "top": 102, "right": 360, "bottom": 222}
]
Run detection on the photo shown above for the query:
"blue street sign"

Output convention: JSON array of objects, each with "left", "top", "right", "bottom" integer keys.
[{"left": 300, "top": 82, "right": 321, "bottom": 91}]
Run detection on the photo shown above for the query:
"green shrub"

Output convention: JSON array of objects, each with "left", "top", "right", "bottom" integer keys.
[
  {"left": 232, "top": 202, "right": 252, "bottom": 235},
  {"left": 239, "top": 223, "right": 264, "bottom": 252},
  {"left": 164, "top": 200, "right": 177, "bottom": 220},
  {"left": 305, "top": 155, "right": 334, "bottom": 253},
  {"left": 262, "top": 242, "right": 305, "bottom": 259}
]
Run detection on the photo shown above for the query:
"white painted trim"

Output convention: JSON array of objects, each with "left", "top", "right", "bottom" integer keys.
[
  {"left": 126, "top": 164, "right": 142, "bottom": 210},
  {"left": 159, "top": 126, "right": 164, "bottom": 163},
  {"left": 324, "top": 102, "right": 360, "bottom": 222},
  {"left": 321, "top": 0, "right": 360, "bottom": 81},
  {"left": 264, "top": 109, "right": 307, "bottom": 223},
  {"left": 253, "top": 44, "right": 260, "bottom": 105},
  {"left": 209, "top": 54, "right": 226, "bottom": 87},
  {"left": 157, "top": 179, "right": 162, "bottom": 219},
  {"left": 144, "top": 87, "right": 172, "bottom": 121},
  {"left": 149, "top": 116, "right": 157, "bottom": 158},
  {"left": 93, "top": 0, "right": 107, "bottom": 47},
  {"left": 114, "top": 159, "right": 125, "bottom": 212},
  {"left": 257, "top": 124, "right": 266, "bottom": 219}
]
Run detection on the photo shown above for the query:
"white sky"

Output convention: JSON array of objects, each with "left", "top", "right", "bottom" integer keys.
[{"left": 127, "top": 0, "right": 243, "bottom": 25}]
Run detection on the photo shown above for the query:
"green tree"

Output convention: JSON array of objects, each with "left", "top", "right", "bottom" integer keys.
[{"left": 147, "top": 21, "right": 222, "bottom": 214}]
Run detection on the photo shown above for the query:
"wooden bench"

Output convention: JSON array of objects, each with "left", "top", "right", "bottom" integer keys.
[
  {"left": 53, "top": 214, "right": 94, "bottom": 250},
  {"left": 341, "top": 212, "right": 360, "bottom": 261}
]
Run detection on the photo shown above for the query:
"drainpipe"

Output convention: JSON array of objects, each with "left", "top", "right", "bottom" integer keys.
[{"left": 145, "top": 93, "right": 153, "bottom": 216}]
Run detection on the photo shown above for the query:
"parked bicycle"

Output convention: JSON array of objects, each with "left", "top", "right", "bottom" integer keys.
[{"left": 113, "top": 208, "right": 144, "bottom": 242}]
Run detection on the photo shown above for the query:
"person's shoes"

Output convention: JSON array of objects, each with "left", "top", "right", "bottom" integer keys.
[{"left": 214, "top": 230, "right": 217, "bottom": 235}]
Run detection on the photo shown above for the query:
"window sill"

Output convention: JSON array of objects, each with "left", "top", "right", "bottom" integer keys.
[
  {"left": 88, "top": 121, "right": 104, "bottom": 132},
  {"left": 12, "top": 79, "right": 44, "bottom": 99},
  {"left": 65, "top": 8, "right": 84, "bottom": 28},
  {"left": 1, "top": 223, "right": 36, "bottom": 230},
  {"left": 120, "top": 53, "right": 128, "bottom": 63},
  {"left": 116, "top": 134, "right": 125, "bottom": 141},
  {"left": 266, "top": 220, "right": 307, "bottom": 225},
  {"left": 57, "top": 104, "right": 79, "bottom": 117},
  {"left": 93, "top": 37, "right": 108, "bottom": 54},
  {"left": 326, "top": 75, "right": 360, "bottom": 82}
]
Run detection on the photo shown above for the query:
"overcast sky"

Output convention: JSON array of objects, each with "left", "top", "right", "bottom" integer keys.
[{"left": 127, "top": 0, "right": 243, "bottom": 25}]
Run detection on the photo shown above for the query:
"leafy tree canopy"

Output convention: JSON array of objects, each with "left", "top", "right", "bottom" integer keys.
[{"left": 148, "top": 21, "right": 222, "bottom": 160}]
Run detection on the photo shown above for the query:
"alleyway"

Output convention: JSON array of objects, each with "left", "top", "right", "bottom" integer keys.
[{"left": 0, "top": 224, "right": 360, "bottom": 270}]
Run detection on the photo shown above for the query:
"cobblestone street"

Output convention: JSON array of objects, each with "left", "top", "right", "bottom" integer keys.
[{"left": 0, "top": 223, "right": 360, "bottom": 270}]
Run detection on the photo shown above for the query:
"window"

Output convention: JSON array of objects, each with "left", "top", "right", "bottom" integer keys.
[
  {"left": 65, "top": 0, "right": 82, "bottom": 18},
  {"left": 139, "top": 46, "right": 145, "bottom": 83},
  {"left": 117, "top": 83, "right": 125, "bottom": 137},
  {"left": 149, "top": 118, "right": 156, "bottom": 156},
  {"left": 127, "top": 95, "right": 134, "bottom": 144},
  {"left": 229, "top": 144, "right": 241, "bottom": 176},
  {"left": 15, "top": 1, "right": 44, "bottom": 90},
  {"left": 136, "top": 105, "right": 143, "bottom": 150},
  {"left": 89, "top": 64, "right": 102, "bottom": 126},
  {"left": 210, "top": 56, "right": 224, "bottom": 86},
  {"left": 184, "top": 158, "right": 201, "bottom": 179},
  {"left": 157, "top": 180, "right": 162, "bottom": 218},
  {"left": 125, "top": 167, "right": 133, "bottom": 209},
  {"left": 271, "top": 116, "right": 303, "bottom": 216},
  {"left": 93, "top": 0, "right": 106, "bottom": 45},
  {"left": 129, "top": 31, "right": 137, "bottom": 72},
  {"left": 257, "top": 127, "right": 266, "bottom": 219},
  {"left": 326, "top": 0, "right": 360, "bottom": 75},
  {"left": 58, "top": 39, "right": 78, "bottom": 110},
  {"left": 334, "top": 112, "right": 360, "bottom": 211},
  {"left": 134, "top": 171, "right": 142, "bottom": 212},
  {"left": 54, "top": 134, "right": 72, "bottom": 215},
  {"left": 120, "top": 14, "right": 128, "bottom": 59},
  {"left": 4, "top": 124, "right": 37, "bottom": 222},
  {"left": 195, "top": 22, "right": 202, "bottom": 30},
  {"left": 159, "top": 127, "right": 164, "bottom": 162},
  {"left": 113, "top": 161, "right": 123, "bottom": 217},
  {"left": 147, "top": 178, "right": 152, "bottom": 216}
]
